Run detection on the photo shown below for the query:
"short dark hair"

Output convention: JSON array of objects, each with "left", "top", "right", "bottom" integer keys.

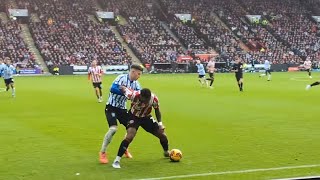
[
  {"left": 130, "top": 64, "right": 144, "bottom": 71},
  {"left": 140, "top": 88, "right": 151, "bottom": 100}
]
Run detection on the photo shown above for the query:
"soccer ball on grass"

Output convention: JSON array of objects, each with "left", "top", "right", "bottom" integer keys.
[{"left": 169, "top": 149, "right": 182, "bottom": 162}]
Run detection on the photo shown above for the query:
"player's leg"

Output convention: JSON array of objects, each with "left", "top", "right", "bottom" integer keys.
[
  {"left": 306, "top": 81, "right": 320, "bottom": 90},
  {"left": 96, "top": 83, "right": 102, "bottom": 102},
  {"left": 238, "top": 77, "right": 244, "bottom": 91},
  {"left": 308, "top": 69, "right": 312, "bottom": 78},
  {"left": 99, "top": 83, "right": 102, "bottom": 100},
  {"left": 141, "top": 117, "right": 169, "bottom": 157},
  {"left": 235, "top": 76, "right": 241, "bottom": 91},
  {"left": 99, "top": 105, "right": 119, "bottom": 164},
  {"left": 94, "top": 85, "right": 99, "bottom": 99},
  {"left": 117, "top": 110, "right": 133, "bottom": 158},
  {"left": 206, "top": 73, "right": 214, "bottom": 88},
  {"left": 198, "top": 75, "right": 204, "bottom": 86},
  {"left": 267, "top": 70, "right": 271, "bottom": 81},
  {"left": 10, "top": 80, "right": 15, "bottom": 97},
  {"left": 4, "top": 79, "right": 9, "bottom": 91},
  {"left": 112, "top": 117, "right": 140, "bottom": 168}
]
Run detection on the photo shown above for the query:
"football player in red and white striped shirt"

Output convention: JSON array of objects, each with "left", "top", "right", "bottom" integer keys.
[
  {"left": 88, "top": 60, "right": 103, "bottom": 102},
  {"left": 303, "top": 57, "right": 312, "bottom": 79},
  {"left": 206, "top": 58, "right": 216, "bottom": 89},
  {"left": 112, "top": 88, "right": 170, "bottom": 168}
]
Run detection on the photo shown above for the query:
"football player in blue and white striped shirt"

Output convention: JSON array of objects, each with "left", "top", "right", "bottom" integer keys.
[
  {"left": 196, "top": 60, "right": 207, "bottom": 87},
  {"left": 2, "top": 59, "right": 16, "bottom": 97},
  {"left": 259, "top": 58, "right": 271, "bottom": 81},
  {"left": 99, "top": 64, "right": 143, "bottom": 164},
  {"left": 0, "top": 58, "right": 5, "bottom": 80}
]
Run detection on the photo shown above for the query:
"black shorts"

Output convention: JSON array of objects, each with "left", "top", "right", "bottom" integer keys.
[
  {"left": 93, "top": 82, "right": 102, "bottom": 89},
  {"left": 4, "top": 78, "right": 14, "bottom": 86},
  {"left": 105, "top": 105, "right": 129, "bottom": 127},
  {"left": 235, "top": 74, "right": 243, "bottom": 81},
  {"left": 265, "top": 69, "right": 271, "bottom": 75},
  {"left": 306, "top": 69, "right": 311, "bottom": 73},
  {"left": 198, "top": 75, "right": 205, "bottom": 78},
  {"left": 208, "top": 72, "right": 214, "bottom": 78},
  {"left": 127, "top": 112, "right": 160, "bottom": 134}
]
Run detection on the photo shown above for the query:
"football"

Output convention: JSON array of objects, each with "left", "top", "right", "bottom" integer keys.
[{"left": 169, "top": 149, "right": 182, "bottom": 162}]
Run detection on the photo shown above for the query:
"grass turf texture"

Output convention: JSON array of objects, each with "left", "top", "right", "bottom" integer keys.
[{"left": 1, "top": 72, "right": 320, "bottom": 180}]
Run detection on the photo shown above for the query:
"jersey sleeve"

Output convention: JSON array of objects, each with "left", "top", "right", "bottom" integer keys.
[
  {"left": 123, "top": 87, "right": 139, "bottom": 101},
  {"left": 152, "top": 95, "right": 160, "bottom": 109},
  {"left": 113, "top": 75, "right": 125, "bottom": 85},
  {"left": 98, "top": 66, "right": 103, "bottom": 74}
]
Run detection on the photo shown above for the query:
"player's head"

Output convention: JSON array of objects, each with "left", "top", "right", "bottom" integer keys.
[
  {"left": 92, "top": 60, "right": 97, "bottom": 66},
  {"left": 129, "top": 64, "right": 143, "bottom": 81},
  {"left": 140, "top": 88, "right": 151, "bottom": 103},
  {"left": 6, "top": 59, "right": 11, "bottom": 65},
  {"left": 196, "top": 60, "right": 201, "bottom": 64},
  {"left": 0, "top": 58, "right": 3, "bottom": 64},
  {"left": 235, "top": 56, "right": 241, "bottom": 63}
]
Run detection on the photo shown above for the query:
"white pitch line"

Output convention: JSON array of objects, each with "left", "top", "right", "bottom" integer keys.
[
  {"left": 289, "top": 77, "right": 312, "bottom": 82},
  {"left": 133, "top": 164, "right": 320, "bottom": 180},
  {"left": 272, "top": 175, "right": 320, "bottom": 180}
]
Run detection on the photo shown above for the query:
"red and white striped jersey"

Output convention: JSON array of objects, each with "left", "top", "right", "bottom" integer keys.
[
  {"left": 88, "top": 66, "right": 103, "bottom": 83},
  {"left": 304, "top": 60, "right": 312, "bottom": 69},
  {"left": 207, "top": 60, "right": 215, "bottom": 73},
  {"left": 123, "top": 88, "right": 159, "bottom": 118}
]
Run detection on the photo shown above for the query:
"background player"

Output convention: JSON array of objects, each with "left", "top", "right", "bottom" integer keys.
[
  {"left": 231, "top": 57, "right": 244, "bottom": 92},
  {"left": 88, "top": 60, "right": 103, "bottom": 103},
  {"left": 303, "top": 57, "right": 312, "bottom": 79},
  {"left": 99, "top": 64, "right": 143, "bottom": 164},
  {"left": 112, "top": 87, "right": 169, "bottom": 169},
  {"left": 206, "top": 58, "right": 215, "bottom": 89},
  {"left": 2, "top": 59, "right": 16, "bottom": 97},
  {"left": 195, "top": 60, "right": 207, "bottom": 87},
  {"left": 0, "top": 58, "right": 5, "bottom": 85},
  {"left": 259, "top": 58, "right": 272, "bottom": 81}
]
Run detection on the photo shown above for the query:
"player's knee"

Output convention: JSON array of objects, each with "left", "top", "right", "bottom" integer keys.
[
  {"left": 125, "top": 128, "right": 136, "bottom": 142},
  {"left": 108, "top": 126, "right": 118, "bottom": 135}
]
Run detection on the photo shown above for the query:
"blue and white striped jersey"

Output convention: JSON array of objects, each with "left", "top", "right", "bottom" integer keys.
[
  {"left": 2, "top": 65, "right": 15, "bottom": 79},
  {"left": 0, "top": 63, "right": 5, "bottom": 77},
  {"left": 107, "top": 74, "right": 141, "bottom": 109},
  {"left": 196, "top": 64, "right": 205, "bottom": 75}
]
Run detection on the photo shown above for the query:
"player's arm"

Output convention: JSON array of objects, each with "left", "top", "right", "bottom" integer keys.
[
  {"left": 87, "top": 69, "right": 91, "bottom": 81},
  {"left": 154, "top": 108, "right": 162, "bottom": 123},
  {"left": 119, "top": 86, "right": 137, "bottom": 101},
  {"left": 153, "top": 97, "right": 165, "bottom": 129},
  {"left": 99, "top": 67, "right": 103, "bottom": 77},
  {"left": 110, "top": 76, "right": 125, "bottom": 95}
]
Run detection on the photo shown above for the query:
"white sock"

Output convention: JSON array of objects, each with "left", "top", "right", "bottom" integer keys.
[
  {"left": 268, "top": 75, "right": 271, "bottom": 80},
  {"left": 12, "top": 88, "right": 15, "bottom": 96},
  {"left": 100, "top": 127, "right": 117, "bottom": 152},
  {"left": 260, "top": 74, "right": 266, "bottom": 77},
  {"left": 115, "top": 156, "right": 121, "bottom": 162}
]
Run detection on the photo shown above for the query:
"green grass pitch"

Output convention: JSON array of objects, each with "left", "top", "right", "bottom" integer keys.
[{"left": 1, "top": 72, "right": 320, "bottom": 180}]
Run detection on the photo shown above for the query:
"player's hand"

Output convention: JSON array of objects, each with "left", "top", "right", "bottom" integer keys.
[{"left": 119, "top": 85, "right": 126, "bottom": 92}]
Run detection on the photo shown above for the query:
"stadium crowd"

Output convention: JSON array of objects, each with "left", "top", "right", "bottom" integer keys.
[
  {"left": 0, "top": 20, "right": 37, "bottom": 68},
  {"left": 0, "top": 0, "right": 319, "bottom": 68}
]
